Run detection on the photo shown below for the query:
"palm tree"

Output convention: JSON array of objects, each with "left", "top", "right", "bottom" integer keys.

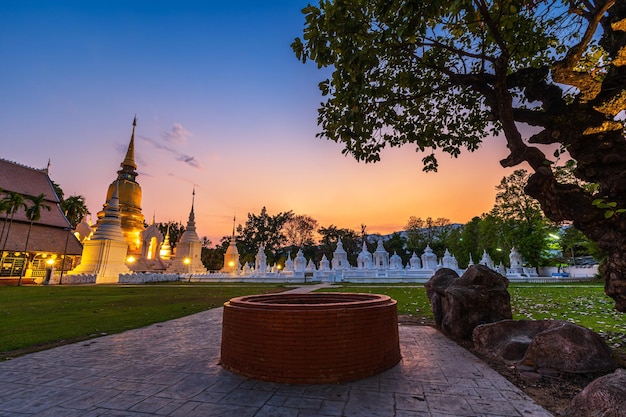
[
  {"left": 61, "top": 195, "right": 90, "bottom": 228},
  {"left": 17, "top": 194, "right": 50, "bottom": 286},
  {"left": 1, "top": 192, "right": 27, "bottom": 264},
  {"left": 0, "top": 189, "right": 11, "bottom": 248}
]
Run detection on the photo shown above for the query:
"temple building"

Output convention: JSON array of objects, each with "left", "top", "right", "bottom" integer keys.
[
  {"left": 96, "top": 117, "right": 145, "bottom": 256},
  {"left": 0, "top": 158, "right": 82, "bottom": 281},
  {"left": 91, "top": 117, "right": 173, "bottom": 272}
]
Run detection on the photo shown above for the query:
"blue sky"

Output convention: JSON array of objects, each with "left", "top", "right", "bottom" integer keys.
[{"left": 0, "top": 1, "right": 515, "bottom": 244}]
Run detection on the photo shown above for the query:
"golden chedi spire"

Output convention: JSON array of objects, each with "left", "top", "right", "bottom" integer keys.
[{"left": 97, "top": 116, "right": 145, "bottom": 256}]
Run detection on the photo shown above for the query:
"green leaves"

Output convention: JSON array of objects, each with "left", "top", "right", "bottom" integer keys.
[{"left": 592, "top": 198, "right": 626, "bottom": 219}]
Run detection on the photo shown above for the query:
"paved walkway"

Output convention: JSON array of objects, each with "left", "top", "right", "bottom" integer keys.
[{"left": 0, "top": 285, "right": 552, "bottom": 417}]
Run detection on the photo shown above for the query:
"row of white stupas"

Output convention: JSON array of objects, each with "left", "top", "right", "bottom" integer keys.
[{"left": 212, "top": 237, "right": 537, "bottom": 283}]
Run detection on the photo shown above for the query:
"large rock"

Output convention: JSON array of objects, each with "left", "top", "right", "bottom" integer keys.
[
  {"left": 559, "top": 368, "right": 626, "bottom": 417},
  {"left": 473, "top": 319, "right": 555, "bottom": 363},
  {"left": 424, "top": 268, "right": 459, "bottom": 328},
  {"left": 425, "top": 264, "right": 512, "bottom": 340},
  {"left": 474, "top": 320, "right": 618, "bottom": 374}
]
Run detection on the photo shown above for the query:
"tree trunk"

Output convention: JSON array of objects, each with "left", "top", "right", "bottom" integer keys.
[{"left": 602, "top": 251, "right": 626, "bottom": 312}]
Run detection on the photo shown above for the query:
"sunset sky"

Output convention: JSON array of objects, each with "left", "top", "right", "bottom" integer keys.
[{"left": 0, "top": 1, "right": 523, "bottom": 245}]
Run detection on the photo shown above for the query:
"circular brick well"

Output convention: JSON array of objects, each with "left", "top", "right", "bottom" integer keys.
[{"left": 220, "top": 292, "right": 401, "bottom": 384}]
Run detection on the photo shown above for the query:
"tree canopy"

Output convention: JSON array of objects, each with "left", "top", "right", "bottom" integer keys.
[{"left": 294, "top": 0, "right": 626, "bottom": 311}]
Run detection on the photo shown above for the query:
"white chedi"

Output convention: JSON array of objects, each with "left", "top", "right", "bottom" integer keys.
[
  {"left": 373, "top": 238, "right": 390, "bottom": 269},
  {"left": 306, "top": 259, "right": 316, "bottom": 272},
  {"left": 255, "top": 243, "right": 267, "bottom": 273},
  {"left": 442, "top": 249, "right": 458, "bottom": 270},
  {"left": 320, "top": 254, "right": 331, "bottom": 271},
  {"left": 332, "top": 238, "right": 350, "bottom": 270},
  {"left": 409, "top": 252, "right": 422, "bottom": 270},
  {"left": 294, "top": 248, "right": 307, "bottom": 272},
  {"left": 284, "top": 253, "right": 294, "bottom": 272},
  {"left": 480, "top": 249, "right": 494, "bottom": 269},
  {"left": 389, "top": 251, "right": 403, "bottom": 270},
  {"left": 421, "top": 245, "right": 438, "bottom": 269},
  {"left": 357, "top": 241, "right": 373, "bottom": 269}
]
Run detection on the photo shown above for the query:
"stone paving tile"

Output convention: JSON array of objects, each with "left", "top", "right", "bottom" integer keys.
[
  {"left": 395, "top": 392, "right": 430, "bottom": 412},
  {"left": 426, "top": 393, "right": 476, "bottom": 416},
  {"left": 344, "top": 389, "right": 396, "bottom": 416},
  {"left": 283, "top": 396, "right": 324, "bottom": 409},
  {"left": 219, "top": 387, "right": 274, "bottom": 407},
  {"left": 60, "top": 388, "right": 121, "bottom": 410},
  {"left": 302, "top": 384, "right": 351, "bottom": 401},
  {"left": 0, "top": 284, "right": 554, "bottom": 417},
  {"left": 319, "top": 399, "right": 345, "bottom": 416}
]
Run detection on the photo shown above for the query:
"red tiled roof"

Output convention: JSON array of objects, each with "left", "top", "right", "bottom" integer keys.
[
  {"left": 0, "top": 159, "right": 59, "bottom": 201},
  {"left": 0, "top": 158, "right": 82, "bottom": 255},
  {"left": 0, "top": 222, "right": 82, "bottom": 255}
]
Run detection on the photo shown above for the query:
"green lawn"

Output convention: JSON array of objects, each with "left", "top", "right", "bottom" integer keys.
[
  {"left": 2, "top": 282, "right": 624, "bottom": 362},
  {"left": 322, "top": 282, "right": 626, "bottom": 352},
  {"left": 0, "top": 284, "right": 286, "bottom": 359}
]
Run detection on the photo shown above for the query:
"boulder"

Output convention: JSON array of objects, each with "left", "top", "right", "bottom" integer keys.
[
  {"left": 559, "top": 368, "right": 626, "bottom": 417},
  {"left": 474, "top": 320, "right": 618, "bottom": 374},
  {"left": 424, "top": 268, "right": 459, "bottom": 328},
  {"left": 425, "top": 264, "right": 512, "bottom": 340},
  {"left": 474, "top": 319, "right": 555, "bottom": 363},
  {"left": 524, "top": 321, "right": 618, "bottom": 374}
]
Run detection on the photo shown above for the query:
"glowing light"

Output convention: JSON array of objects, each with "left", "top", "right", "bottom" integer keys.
[
  {"left": 46, "top": 258, "right": 55, "bottom": 266},
  {"left": 184, "top": 257, "right": 191, "bottom": 265},
  {"left": 228, "top": 261, "right": 235, "bottom": 267},
  {"left": 277, "top": 264, "right": 282, "bottom": 270},
  {"left": 127, "top": 255, "right": 136, "bottom": 263}
]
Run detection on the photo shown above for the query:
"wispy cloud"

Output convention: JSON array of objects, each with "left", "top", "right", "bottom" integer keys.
[
  {"left": 139, "top": 123, "right": 200, "bottom": 169},
  {"left": 162, "top": 123, "right": 191, "bottom": 145}
]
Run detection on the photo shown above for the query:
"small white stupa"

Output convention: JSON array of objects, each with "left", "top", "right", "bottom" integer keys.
[
  {"left": 331, "top": 237, "right": 349, "bottom": 270},
  {"left": 255, "top": 243, "right": 267, "bottom": 273},
  {"left": 373, "top": 238, "right": 389, "bottom": 269},
  {"left": 509, "top": 247, "right": 523, "bottom": 274},
  {"left": 166, "top": 189, "right": 207, "bottom": 274},
  {"left": 222, "top": 216, "right": 241, "bottom": 275},
  {"left": 479, "top": 249, "right": 494, "bottom": 269},
  {"left": 294, "top": 248, "right": 307, "bottom": 272},
  {"left": 70, "top": 186, "right": 130, "bottom": 283},
  {"left": 357, "top": 241, "right": 373, "bottom": 269},
  {"left": 389, "top": 251, "right": 403, "bottom": 270},
  {"left": 409, "top": 252, "right": 422, "bottom": 270},
  {"left": 421, "top": 245, "right": 438, "bottom": 269}
]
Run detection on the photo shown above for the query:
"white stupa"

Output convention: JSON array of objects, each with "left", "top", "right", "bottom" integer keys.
[
  {"left": 421, "top": 245, "right": 438, "bottom": 269},
  {"left": 331, "top": 237, "right": 349, "bottom": 270},
  {"left": 222, "top": 216, "right": 241, "bottom": 274},
  {"left": 409, "top": 252, "right": 422, "bottom": 270},
  {"left": 294, "top": 248, "right": 307, "bottom": 272},
  {"left": 480, "top": 249, "right": 494, "bottom": 269},
  {"left": 166, "top": 189, "right": 207, "bottom": 274},
  {"left": 255, "top": 243, "right": 267, "bottom": 273},
  {"left": 357, "top": 241, "right": 373, "bottom": 269},
  {"left": 373, "top": 238, "right": 389, "bottom": 269},
  {"left": 70, "top": 186, "right": 130, "bottom": 283}
]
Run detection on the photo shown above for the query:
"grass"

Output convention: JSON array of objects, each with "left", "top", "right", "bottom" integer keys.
[
  {"left": 2, "top": 281, "right": 624, "bottom": 362},
  {"left": 322, "top": 282, "right": 626, "bottom": 354},
  {"left": 0, "top": 283, "right": 285, "bottom": 359}
]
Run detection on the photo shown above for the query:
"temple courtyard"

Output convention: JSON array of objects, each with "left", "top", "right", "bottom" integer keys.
[{"left": 0, "top": 285, "right": 552, "bottom": 417}]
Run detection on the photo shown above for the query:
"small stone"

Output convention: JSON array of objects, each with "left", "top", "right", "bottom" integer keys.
[
  {"left": 516, "top": 364, "right": 536, "bottom": 372},
  {"left": 537, "top": 367, "right": 559, "bottom": 377},
  {"left": 519, "top": 371, "right": 542, "bottom": 382}
]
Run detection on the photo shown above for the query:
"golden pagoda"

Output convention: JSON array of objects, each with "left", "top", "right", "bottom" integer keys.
[{"left": 96, "top": 117, "right": 145, "bottom": 255}]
